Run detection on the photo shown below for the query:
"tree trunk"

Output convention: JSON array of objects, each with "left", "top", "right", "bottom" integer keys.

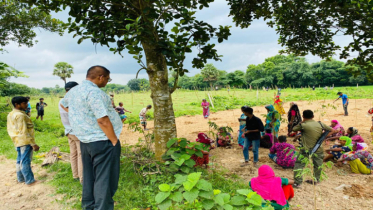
[{"left": 142, "top": 41, "right": 177, "bottom": 161}]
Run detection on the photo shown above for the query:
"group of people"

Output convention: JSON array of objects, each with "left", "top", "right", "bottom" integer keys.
[{"left": 6, "top": 66, "right": 155, "bottom": 210}]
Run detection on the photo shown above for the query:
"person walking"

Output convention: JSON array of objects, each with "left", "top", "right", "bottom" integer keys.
[
  {"left": 36, "top": 98, "right": 47, "bottom": 120},
  {"left": 139, "top": 105, "right": 152, "bottom": 130},
  {"left": 61, "top": 65, "right": 122, "bottom": 210},
  {"left": 292, "top": 110, "right": 337, "bottom": 188},
  {"left": 240, "top": 106, "right": 264, "bottom": 168},
  {"left": 7, "top": 96, "right": 40, "bottom": 185},
  {"left": 334, "top": 92, "right": 349, "bottom": 116},
  {"left": 59, "top": 81, "right": 83, "bottom": 183}
]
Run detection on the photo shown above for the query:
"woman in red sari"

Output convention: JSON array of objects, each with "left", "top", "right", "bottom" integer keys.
[{"left": 201, "top": 99, "right": 210, "bottom": 119}]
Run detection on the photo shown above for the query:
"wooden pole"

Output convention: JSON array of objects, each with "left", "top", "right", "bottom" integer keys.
[{"left": 208, "top": 93, "right": 214, "bottom": 108}]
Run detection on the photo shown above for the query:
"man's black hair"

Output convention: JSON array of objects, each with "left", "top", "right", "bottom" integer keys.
[
  {"left": 11, "top": 96, "right": 28, "bottom": 107},
  {"left": 265, "top": 129, "right": 271, "bottom": 133},
  {"left": 147, "top": 105, "right": 152, "bottom": 108},
  {"left": 65, "top": 81, "right": 79, "bottom": 91},
  {"left": 303, "top": 110, "right": 314, "bottom": 119},
  {"left": 337, "top": 92, "right": 342, "bottom": 95},
  {"left": 278, "top": 135, "right": 287, "bottom": 143},
  {"left": 242, "top": 106, "right": 253, "bottom": 114},
  {"left": 86, "top": 65, "right": 110, "bottom": 78},
  {"left": 39, "top": 98, "right": 44, "bottom": 100},
  {"left": 26, "top": 96, "right": 30, "bottom": 100}
]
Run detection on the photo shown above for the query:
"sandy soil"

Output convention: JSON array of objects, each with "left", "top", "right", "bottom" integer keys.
[
  {"left": 0, "top": 156, "right": 67, "bottom": 210},
  {"left": 120, "top": 99, "right": 373, "bottom": 210}
]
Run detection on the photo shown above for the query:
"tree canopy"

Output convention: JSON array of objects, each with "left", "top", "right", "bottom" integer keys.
[
  {"left": 227, "top": 0, "right": 373, "bottom": 81},
  {"left": 0, "top": 0, "right": 64, "bottom": 52},
  {"left": 53, "top": 62, "right": 74, "bottom": 85}
]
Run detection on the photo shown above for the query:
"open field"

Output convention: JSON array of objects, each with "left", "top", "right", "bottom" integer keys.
[{"left": 1, "top": 86, "right": 373, "bottom": 209}]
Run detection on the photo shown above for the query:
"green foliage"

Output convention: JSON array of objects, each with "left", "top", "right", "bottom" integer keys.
[
  {"left": 101, "top": 83, "right": 130, "bottom": 93},
  {"left": 201, "top": 64, "right": 220, "bottom": 89},
  {"left": 163, "top": 138, "right": 209, "bottom": 174},
  {"left": 155, "top": 172, "right": 272, "bottom": 210},
  {"left": 0, "top": 0, "right": 64, "bottom": 52},
  {"left": 208, "top": 121, "right": 234, "bottom": 141},
  {"left": 0, "top": 61, "right": 28, "bottom": 89},
  {"left": 127, "top": 78, "right": 150, "bottom": 91},
  {"left": 227, "top": 0, "right": 373, "bottom": 82},
  {"left": 53, "top": 62, "right": 74, "bottom": 85}
]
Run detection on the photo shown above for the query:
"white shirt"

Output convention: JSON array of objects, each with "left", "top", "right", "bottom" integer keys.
[
  {"left": 139, "top": 108, "right": 147, "bottom": 117},
  {"left": 59, "top": 99, "right": 73, "bottom": 135}
]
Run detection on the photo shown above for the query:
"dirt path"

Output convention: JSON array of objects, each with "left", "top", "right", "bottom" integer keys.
[
  {"left": 120, "top": 99, "right": 373, "bottom": 210},
  {"left": 0, "top": 156, "right": 67, "bottom": 210}
]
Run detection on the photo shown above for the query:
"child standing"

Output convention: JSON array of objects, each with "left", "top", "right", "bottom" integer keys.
[
  {"left": 116, "top": 102, "right": 132, "bottom": 123},
  {"left": 7, "top": 96, "right": 40, "bottom": 185},
  {"left": 139, "top": 105, "right": 152, "bottom": 130},
  {"left": 36, "top": 98, "right": 47, "bottom": 121}
]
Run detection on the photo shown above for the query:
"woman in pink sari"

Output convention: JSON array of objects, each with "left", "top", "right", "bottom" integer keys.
[
  {"left": 325, "top": 120, "right": 345, "bottom": 144},
  {"left": 201, "top": 99, "right": 210, "bottom": 119},
  {"left": 250, "top": 165, "right": 294, "bottom": 209}
]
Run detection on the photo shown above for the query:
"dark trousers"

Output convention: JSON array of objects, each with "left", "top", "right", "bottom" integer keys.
[
  {"left": 80, "top": 140, "right": 121, "bottom": 210},
  {"left": 343, "top": 104, "right": 348, "bottom": 116},
  {"left": 294, "top": 150, "right": 324, "bottom": 185}
]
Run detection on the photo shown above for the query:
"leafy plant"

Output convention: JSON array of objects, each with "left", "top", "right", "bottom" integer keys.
[
  {"left": 162, "top": 138, "right": 209, "bottom": 174},
  {"left": 208, "top": 121, "right": 234, "bottom": 141},
  {"left": 155, "top": 172, "right": 274, "bottom": 210}
]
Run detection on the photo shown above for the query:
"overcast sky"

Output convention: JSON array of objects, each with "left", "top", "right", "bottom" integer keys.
[{"left": 2, "top": 0, "right": 348, "bottom": 88}]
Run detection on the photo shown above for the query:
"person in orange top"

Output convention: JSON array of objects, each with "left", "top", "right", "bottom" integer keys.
[{"left": 7, "top": 96, "right": 40, "bottom": 185}]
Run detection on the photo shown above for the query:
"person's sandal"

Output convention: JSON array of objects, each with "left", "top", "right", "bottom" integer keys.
[{"left": 293, "top": 183, "right": 302, "bottom": 189}]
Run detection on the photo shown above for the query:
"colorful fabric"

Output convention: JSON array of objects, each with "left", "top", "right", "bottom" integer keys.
[
  {"left": 339, "top": 136, "right": 353, "bottom": 150},
  {"left": 349, "top": 159, "right": 371, "bottom": 174},
  {"left": 115, "top": 106, "right": 125, "bottom": 115},
  {"left": 331, "top": 120, "right": 343, "bottom": 130},
  {"left": 140, "top": 116, "right": 147, "bottom": 125},
  {"left": 191, "top": 154, "right": 209, "bottom": 167},
  {"left": 348, "top": 127, "right": 359, "bottom": 138},
  {"left": 238, "top": 114, "right": 247, "bottom": 148},
  {"left": 60, "top": 80, "right": 122, "bottom": 143},
  {"left": 202, "top": 102, "right": 210, "bottom": 118},
  {"left": 196, "top": 133, "right": 214, "bottom": 145},
  {"left": 343, "top": 150, "right": 373, "bottom": 170},
  {"left": 274, "top": 96, "right": 286, "bottom": 115},
  {"left": 264, "top": 105, "right": 281, "bottom": 137},
  {"left": 287, "top": 102, "right": 302, "bottom": 135},
  {"left": 25, "top": 102, "right": 31, "bottom": 114},
  {"left": 120, "top": 114, "right": 127, "bottom": 120},
  {"left": 330, "top": 145, "right": 351, "bottom": 160},
  {"left": 250, "top": 165, "right": 287, "bottom": 206},
  {"left": 269, "top": 142, "right": 296, "bottom": 168},
  {"left": 59, "top": 99, "right": 73, "bottom": 135},
  {"left": 282, "top": 185, "right": 294, "bottom": 201},
  {"left": 7, "top": 109, "right": 36, "bottom": 147},
  {"left": 339, "top": 94, "right": 348, "bottom": 105},
  {"left": 217, "top": 132, "right": 232, "bottom": 147}
]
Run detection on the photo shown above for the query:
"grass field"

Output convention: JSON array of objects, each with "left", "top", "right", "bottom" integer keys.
[{"left": 0, "top": 85, "right": 372, "bottom": 209}]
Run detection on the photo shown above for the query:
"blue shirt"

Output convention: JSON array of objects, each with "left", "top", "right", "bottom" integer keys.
[
  {"left": 339, "top": 94, "right": 348, "bottom": 105},
  {"left": 61, "top": 80, "right": 122, "bottom": 143}
]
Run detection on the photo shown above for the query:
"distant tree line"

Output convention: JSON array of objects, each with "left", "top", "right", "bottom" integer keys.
[{"left": 1, "top": 55, "right": 371, "bottom": 96}]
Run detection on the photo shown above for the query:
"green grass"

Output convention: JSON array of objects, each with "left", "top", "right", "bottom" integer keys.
[{"left": 1, "top": 86, "right": 373, "bottom": 209}]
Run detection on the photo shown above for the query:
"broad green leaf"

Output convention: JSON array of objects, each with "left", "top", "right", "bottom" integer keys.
[
  {"left": 167, "top": 138, "right": 177, "bottom": 148},
  {"left": 221, "top": 193, "right": 230, "bottom": 204},
  {"left": 169, "top": 163, "right": 179, "bottom": 172},
  {"left": 223, "top": 204, "right": 233, "bottom": 210},
  {"left": 183, "top": 188, "right": 199, "bottom": 203},
  {"left": 158, "top": 199, "right": 172, "bottom": 210},
  {"left": 183, "top": 181, "right": 193, "bottom": 191},
  {"left": 170, "top": 191, "right": 183, "bottom": 202},
  {"left": 159, "top": 184, "right": 171, "bottom": 192},
  {"left": 186, "top": 148, "right": 196, "bottom": 155},
  {"left": 155, "top": 192, "right": 171, "bottom": 204},
  {"left": 181, "top": 165, "right": 190, "bottom": 173},
  {"left": 174, "top": 158, "right": 186, "bottom": 166},
  {"left": 179, "top": 139, "right": 188, "bottom": 147},
  {"left": 175, "top": 174, "right": 188, "bottom": 184},
  {"left": 171, "top": 152, "right": 181, "bottom": 160},
  {"left": 199, "top": 190, "right": 214, "bottom": 199},
  {"left": 195, "top": 150, "right": 203, "bottom": 157},
  {"left": 230, "top": 195, "right": 246, "bottom": 206},
  {"left": 196, "top": 179, "right": 213, "bottom": 191},
  {"left": 214, "top": 193, "right": 225, "bottom": 206},
  {"left": 188, "top": 172, "right": 202, "bottom": 183},
  {"left": 246, "top": 193, "right": 262, "bottom": 206},
  {"left": 202, "top": 199, "right": 215, "bottom": 210},
  {"left": 180, "top": 154, "right": 191, "bottom": 160},
  {"left": 237, "top": 189, "right": 251, "bottom": 196},
  {"left": 184, "top": 159, "right": 196, "bottom": 168}
]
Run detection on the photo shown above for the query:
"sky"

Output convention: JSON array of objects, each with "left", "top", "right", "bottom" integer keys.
[{"left": 2, "top": 0, "right": 349, "bottom": 89}]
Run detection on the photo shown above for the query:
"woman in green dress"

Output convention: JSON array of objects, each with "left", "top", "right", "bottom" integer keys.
[{"left": 264, "top": 104, "right": 281, "bottom": 137}]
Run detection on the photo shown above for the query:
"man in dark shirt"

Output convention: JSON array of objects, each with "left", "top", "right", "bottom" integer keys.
[
  {"left": 240, "top": 106, "right": 264, "bottom": 167},
  {"left": 36, "top": 98, "right": 47, "bottom": 121}
]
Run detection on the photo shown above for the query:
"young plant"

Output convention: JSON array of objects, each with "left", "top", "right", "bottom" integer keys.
[{"left": 155, "top": 172, "right": 274, "bottom": 210}]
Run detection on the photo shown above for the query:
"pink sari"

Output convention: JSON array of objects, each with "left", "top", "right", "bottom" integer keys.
[
  {"left": 251, "top": 165, "right": 287, "bottom": 206},
  {"left": 202, "top": 102, "right": 210, "bottom": 118}
]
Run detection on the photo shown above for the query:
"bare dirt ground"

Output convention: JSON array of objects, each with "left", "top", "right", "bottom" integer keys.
[
  {"left": 120, "top": 99, "right": 373, "bottom": 210},
  {"left": 0, "top": 156, "right": 67, "bottom": 210}
]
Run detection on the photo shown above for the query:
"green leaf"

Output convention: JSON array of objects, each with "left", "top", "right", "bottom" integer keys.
[
  {"left": 180, "top": 154, "right": 191, "bottom": 160},
  {"left": 196, "top": 179, "right": 213, "bottom": 191},
  {"left": 155, "top": 192, "right": 171, "bottom": 204},
  {"left": 237, "top": 189, "right": 251, "bottom": 196},
  {"left": 214, "top": 193, "right": 225, "bottom": 206},
  {"left": 246, "top": 192, "right": 262, "bottom": 206},
  {"left": 179, "top": 139, "right": 188, "bottom": 147},
  {"left": 159, "top": 184, "right": 171, "bottom": 192},
  {"left": 221, "top": 193, "right": 230, "bottom": 204},
  {"left": 184, "top": 159, "right": 196, "bottom": 168},
  {"left": 186, "top": 148, "right": 196, "bottom": 155},
  {"left": 174, "top": 158, "right": 186, "bottom": 166},
  {"left": 202, "top": 199, "right": 215, "bottom": 210},
  {"left": 180, "top": 165, "right": 190, "bottom": 173},
  {"left": 183, "top": 188, "right": 199, "bottom": 203},
  {"left": 158, "top": 199, "right": 172, "bottom": 210},
  {"left": 223, "top": 204, "right": 234, "bottom": 210},
  {"left": 170, "top": 191, "right": 183, "bottom": 202},
  {"left": 199, "top": 190, "right": 214, "bottom": 199},
  {"left": 195, "top": 150, "right": 203, "bottom": 157},
  {"left": 230, "top": 195, "right": 246, "bottom": 206},
  {"left": 214, "top": 189, "right": 222, "bottom": 195},
  {"left": 167, "top": 138, "right": 178, "bottom": 148},
  {"left": 175, "top": 174, "right": 188, "bottom": 184}
]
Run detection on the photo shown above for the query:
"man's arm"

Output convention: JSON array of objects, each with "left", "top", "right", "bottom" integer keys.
[
  {"left": 60, "top": 103, "right": 68, "bottom": 112},
  {"left": 97, "top": 116, "right": 118, "bottom": 146},
  {"left": 18, "top": 115, "right": 39, "bottom": 150},
  {"left": 334, "top": 97, "right": 340, "bottom": 103},
  {"left": 293, "top": 123, "right": 302, "bottom": 132}
]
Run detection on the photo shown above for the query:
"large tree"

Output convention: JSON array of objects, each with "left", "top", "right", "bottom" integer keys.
[
  {"left": 201, "top": 63, "right": 219, "bottom": 90},
  {"left": 228, "top": 0, "right": 373, "bottom": 82},
  {"left": 25, "top": 0, "right": 231, "bottom": 160},
  {"left": 0, "top": 0, "right": 64, "bottom": 52},
  {"left": 53, "top": 62, "right": 74, "bottom": 85}
]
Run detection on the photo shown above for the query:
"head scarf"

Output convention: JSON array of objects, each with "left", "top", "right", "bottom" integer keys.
[
  {"left": 340, "top": 136, "right": 353, "bottom": 150},
  {"left": 356, "top": 143, "right": 364, "bottom": 151},
  {"left": 287, "top": 102, "right": 302, "bottom": 125},
  {"left": 274, "top": 96, "right": 282, "bottom": 104},
  {"left": 265, "top": 104, "right": 275, "bottom": 112},
  {"left": 349, "top": 127, "right": 359, "bottom": 138},
  {"left": 251, "top": 165, "right": 287, "bottom": 206},
  {"left": 196, "top": 133, "right": 214, "bottom": 145},
  {"left": 331, "top": 120, "right": 343, "bottom": 130}
]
